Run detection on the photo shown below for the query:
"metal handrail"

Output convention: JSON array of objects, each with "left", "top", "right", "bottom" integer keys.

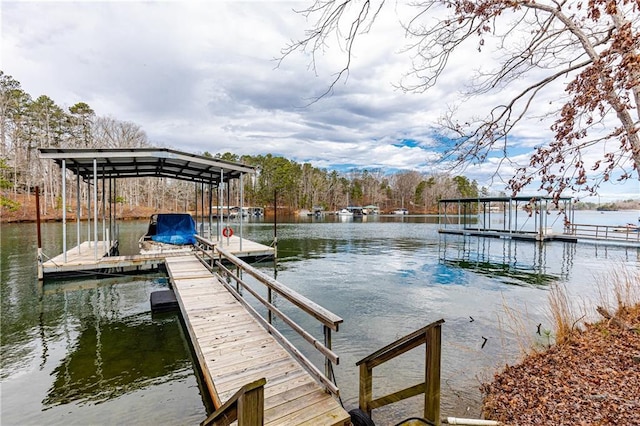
[{"left": 566, "top": 223, "right": 640, "bottom": 242}]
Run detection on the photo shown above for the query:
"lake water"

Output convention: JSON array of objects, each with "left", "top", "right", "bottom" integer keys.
[{"left": 1, "top": 210, "right": 638, "bottom": 424}]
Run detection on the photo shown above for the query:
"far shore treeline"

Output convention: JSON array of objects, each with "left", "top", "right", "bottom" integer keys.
[
  {"left": 0, "top": 71, "right": 483, "bottom": 217},
  {"left": 1, "top": 71, "right": 637, "bottom": 220}
]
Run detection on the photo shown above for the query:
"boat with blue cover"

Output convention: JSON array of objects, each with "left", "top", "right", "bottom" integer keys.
[{"left": 139, "top": 213, "right": 198, "bottom": 254}]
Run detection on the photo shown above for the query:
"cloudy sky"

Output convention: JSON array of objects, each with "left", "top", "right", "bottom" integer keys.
[{"left": 2, "top": 1, "right": 638, "bottom": 201}]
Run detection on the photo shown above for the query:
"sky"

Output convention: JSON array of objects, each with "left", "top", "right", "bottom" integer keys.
[{"left": 2, "top": 0, "right": 638, "bottom": 202}]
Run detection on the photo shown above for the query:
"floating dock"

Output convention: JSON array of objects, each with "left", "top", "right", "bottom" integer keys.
[
  {"left": 166, "top": 255, "right": 350, "bottom": 425},
  {"left": 40, "top": 236, "right": 275, "bottom": 279},
  {"left": 438, "top": 196, "right": 640, "bottom": 247},
  {"left": 438, "top": 227, "right": 578, "bottom": 242}
]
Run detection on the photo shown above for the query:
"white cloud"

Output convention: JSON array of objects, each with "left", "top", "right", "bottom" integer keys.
[{"left": 2, "top": 0, "right": 637, "bottom": 199}]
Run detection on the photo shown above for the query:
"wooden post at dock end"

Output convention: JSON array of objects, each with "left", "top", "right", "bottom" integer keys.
[
  {"left": 359, "top": 363, "right": 373, "bottom": 416},
  {"left": 200, "top": 377, "right": 266, "bottom": 426},
  {"left": 424, "top": 325, "right": 442, "bottom": 425}
]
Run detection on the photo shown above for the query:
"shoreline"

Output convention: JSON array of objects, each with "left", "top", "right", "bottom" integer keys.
[{"left": 482, "top": 302, "right": 640, "bottom": 424}]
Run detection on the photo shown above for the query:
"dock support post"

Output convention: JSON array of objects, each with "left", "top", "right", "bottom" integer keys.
[
  {"left": 76, "top": 168, "right": 81, "bottom": 254},
  {"left": 93, "top": 158, "right": 98, "bottom": 260},
  {"left": 102, "top": 166, "right": 106, "bottom": 250},
  {"left": 208, "top": 182, "right": 213, "bottom": 240},
  {"left": 508, "top": 199, "right": 512, "bottom": 235},
  {"left": 239, "top": 173, "right": 243, "bottom": 251},
  {"left": 62, "top": 159, "right": 67, "bottom": 263},
  {"left": 36, "top": 186, "right": 43, "bottom": 281}
]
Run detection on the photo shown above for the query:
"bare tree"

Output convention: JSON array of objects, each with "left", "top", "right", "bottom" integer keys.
[
  {"left": 282, "top": 0, "right": 640, "bottom": 199},
  {"left": 390, "top": 170, "right": 423, "bottom": 209}
]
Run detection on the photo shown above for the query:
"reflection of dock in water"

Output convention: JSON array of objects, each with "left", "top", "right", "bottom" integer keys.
[
  {"left": 44, "top": 311, "right": 195, "bottom": 408},
  {"left": 438, "top": 235, "right": 575, "bottom": 286},
  {"left": 37, "top": 148, "right": 349, "bottom": 425}
]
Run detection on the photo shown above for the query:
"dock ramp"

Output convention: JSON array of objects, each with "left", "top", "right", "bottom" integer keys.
[{"left": 165, "top": 255, "right": 350, "bottom": 425}]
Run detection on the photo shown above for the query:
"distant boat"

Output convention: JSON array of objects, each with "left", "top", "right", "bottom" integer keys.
[
  {"left": 139, "top": 213, "right": 197, "bottom": 254},
  {"left": 363, "top": 205, "right": 380, "bottom": 215},
  {"left": 393, "top": 208, "right": 409, "bottom": 215},
  {"left": 338, "top": 207, "right": 364, "bottom": 218}
]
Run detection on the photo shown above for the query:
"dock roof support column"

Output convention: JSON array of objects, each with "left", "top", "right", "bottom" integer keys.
[
  {"left": 94, "top": 158, "right": 98, "bottom": 261},
  {"left": 87, "top": 178, "right": 91, "bottom": 248},
  {"left": 219, "top": 169, "right": 224, "bottom": 242},
  {"left": 508, "top": 199, "right": 512, "bottom": 234},
  {"left": 76, "top": 167, "right": 81, "bottom": 254},
  {"left": 62, "top": 159, "right": 67, "bottom": 263},
  {"left": 208, "top": 182, "right": 213, "bottom": 240},
  {"left": 226, "top": 175, "right": 231, "bottom": 245},
  {"left": 239, "top": 173, "right": 243, "bottom": 251},
  {"left": 102, "top": 166, "right": 106, "bottom": 249},
  {"left": 194, "top": 180, "right": 198, "bottom": 235},
  {"left": 201, "top": 181, "right": 205, "bottom": 236}
]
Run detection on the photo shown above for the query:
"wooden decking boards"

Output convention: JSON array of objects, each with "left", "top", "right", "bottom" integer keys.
[
  {"left": 165, "top": 255, "right": 350, "bottom": 426},
  {"left": 215, "top": 234, "right": 276, "bottom": 258},
  {"left": 40, "top": 236, "right": 275, "bottom": 278}
]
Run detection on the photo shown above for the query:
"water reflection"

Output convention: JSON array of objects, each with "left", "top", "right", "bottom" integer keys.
[
  {"left": 3, "top": 216, "right": 638, "bottom": 424},
  {"left": 438, "top": 235, "right": 576, "bottom": 286},
  {"left": 1, "top": 220, "right": 207, "bottom": 426},
  {"left": 43, "top": 312, "right": 191, "bottom": 407}
]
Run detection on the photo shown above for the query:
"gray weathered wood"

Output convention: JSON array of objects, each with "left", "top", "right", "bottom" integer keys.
[{"left": 166, "top": 255, "right": 349, "bottom": 426}]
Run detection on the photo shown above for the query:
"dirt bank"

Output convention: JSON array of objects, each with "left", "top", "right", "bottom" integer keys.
[
  {"left": 482, "top": 305, "right": 640, "bottom": 425},
  {"left": 1, "top": 193, "right": 169, "bottom": 223}
]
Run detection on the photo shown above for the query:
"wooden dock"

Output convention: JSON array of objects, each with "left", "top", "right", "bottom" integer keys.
[
  {"left": 438, "top": 227, "right": 578, "bottom": 242},
  {"left": 214, "top": 235, "right": 277, "bottom": 259},
  {"left": 439, "top": 225, "right": 640, "bottom": 246},
  {"left": 165, "top": 255, "right": 350, "bottom": 425},
  {"left": 40, "top": 237, "right": 275, "bottom": 279}
]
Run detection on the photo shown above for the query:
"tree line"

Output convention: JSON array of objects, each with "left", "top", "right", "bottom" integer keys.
[{"left": 1, "top": 71, "right": 479, "bottom": 215}]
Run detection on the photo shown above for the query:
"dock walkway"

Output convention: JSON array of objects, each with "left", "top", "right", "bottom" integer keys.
[
  {"left": 40, "top": 236, "right": 275, "bottom": 279},
  {"left": 165, "top": 255, "right": 350, "bottom": 426}
]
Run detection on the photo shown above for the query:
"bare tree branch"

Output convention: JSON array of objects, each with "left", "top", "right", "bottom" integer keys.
[{"left": 281, "top": 0, "right": 640, "bottom": 199}]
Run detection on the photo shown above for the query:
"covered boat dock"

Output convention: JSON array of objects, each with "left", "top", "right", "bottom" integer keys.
[
  {"left": 37, "top": 147, "right": 274, "bottom": 279},
  {"left": 438, "top": 196, "right": 640, "bottom": 246},
  {"left": 438, "top": 196, "right": 577, "bottom": 242},
  {"left": 37, "top": 148, "right": 350, "bottom": 425}
]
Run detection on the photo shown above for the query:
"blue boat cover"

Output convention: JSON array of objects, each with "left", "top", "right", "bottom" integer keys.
[{"left": 151, "top": 214, "right": 197, "bottom": 245}]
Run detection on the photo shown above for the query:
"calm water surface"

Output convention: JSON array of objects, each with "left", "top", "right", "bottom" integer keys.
[{"left": 1, "top": 211, "right": 638, "bottom": 424}]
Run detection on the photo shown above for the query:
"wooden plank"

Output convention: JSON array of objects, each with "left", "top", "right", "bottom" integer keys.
[
  {"left": 266, "top": 395, "right": 347, "bottom": 425},
  {"left": 165, "top": 254, "right": 349, "bottom": 425},
  {"left": 425, "top": 325, "right": 442, "bottom": 425},
  {"left": 369, "top": 382, "right": 425, "bottom": 410},
  {"left": 299, "top": 405, "right": 352, "bottom": 426},
  {"left": 215, "top": 358, "right": 301, "bottom": 388},
  {"left": 263, "top": 381, "right": 320, "bottom": 407},
  {"left": 263, "top": 374, "right": 316, "bottom": 399},
  {"left": 201, "top": 338, "right": 280, "bottom": 361},
  {"left": 209, "top": 351, "right": 292, "bottom": 378}
]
